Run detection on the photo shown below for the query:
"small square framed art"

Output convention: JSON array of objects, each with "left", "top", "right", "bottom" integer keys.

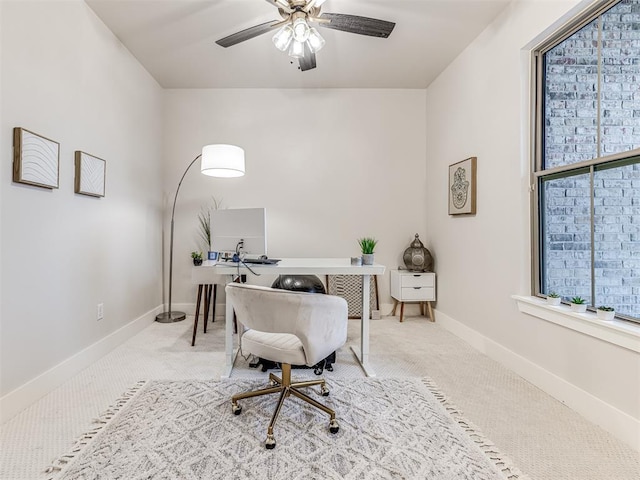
[{"left": 75, "top": 151, "right": 106, "bottom": 197}]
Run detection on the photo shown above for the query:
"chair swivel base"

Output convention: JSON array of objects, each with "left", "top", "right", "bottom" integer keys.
[{"left": 231, "top": 363, "right": 339, "bottom": 449}]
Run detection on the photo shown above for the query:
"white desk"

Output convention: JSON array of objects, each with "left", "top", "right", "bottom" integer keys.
[{"left": 193, "top": 258, "right": 385, "bottom": 378}]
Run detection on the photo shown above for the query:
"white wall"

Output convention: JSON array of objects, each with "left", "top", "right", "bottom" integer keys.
[
  {"left": 0, "top": 2, "right": 4, "bottom": 401},
  {"left": 424, "top": 0, "right": 639, "bottom": 445},
  {"left": 163, "top": 89, "right": 427, "bottom": 310},
  {"left": 0, "top": 1, "right": 163, "bottom": 400}
]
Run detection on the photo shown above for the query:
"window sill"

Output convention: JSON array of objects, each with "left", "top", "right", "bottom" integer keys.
[{"left": 512, "top": 295, "right": 640, "bottom": 353}]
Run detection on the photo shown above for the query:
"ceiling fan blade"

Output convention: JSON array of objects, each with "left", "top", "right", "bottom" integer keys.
[
  {"left": 216, "top": 20, "right": 283, "bottom": 48},
  {"left": 298, "top": 43, "right": 316, "bottom": 72},
  {"left": 318, "top": 13, "right": 395, "bottom": 38},
  {"left": 264, "top": 0, "right": 292, "bottom": 13}
]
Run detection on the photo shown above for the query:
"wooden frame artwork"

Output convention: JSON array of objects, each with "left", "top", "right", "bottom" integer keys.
[
  {"left": 75, "top": 151, "right": 106, "bottom": 197},
  {"left": 448, "top": 156, "right": 477, "bottom": 215},
  {"left": 13, "top": 127, "right": 60, "bottom": 189}
]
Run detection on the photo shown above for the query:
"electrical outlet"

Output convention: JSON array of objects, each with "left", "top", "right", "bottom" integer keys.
[{"left": 97, "top": 303, "right": 104, "bottom": 320}]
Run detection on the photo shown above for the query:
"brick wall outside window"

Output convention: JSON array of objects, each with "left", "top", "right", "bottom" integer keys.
[{"left": 540, "top": 0, "right": 640, "bottom": 318}]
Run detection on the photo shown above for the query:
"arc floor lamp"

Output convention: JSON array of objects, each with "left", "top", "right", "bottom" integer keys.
[{"left": 156, "top": 144, "right": 245, "bottom": 323}]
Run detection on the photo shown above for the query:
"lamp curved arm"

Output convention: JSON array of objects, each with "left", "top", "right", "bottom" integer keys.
[
  {"left": 163, "top": 153, "right": 202, "bottom": 320},
  {"left": 171, "top": 154, "right": 202, "bottom": 222}
]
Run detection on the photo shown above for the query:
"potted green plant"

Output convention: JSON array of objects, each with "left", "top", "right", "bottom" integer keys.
[
  {"left": 191, "top": 251, "right": 203, "bottom": 266},
  {"left": 597, "top": 306, "right": 615, "bottom": 321},
  {"left": 546, "top": 292, "right": 561, "bottom": 306},
  {"left": 569, "top": 296, "right": 587, "bottom": 313},
  {"left": 198, "top": 197, "right": 222, "bottom": 260},
  {"left": 358, "top": 237, "right": 378, "bottom": 265}
]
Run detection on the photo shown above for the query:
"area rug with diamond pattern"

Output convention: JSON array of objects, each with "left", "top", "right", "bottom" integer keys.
[{"left": 47, "top": 378, "right": 527, "bottom": 479}]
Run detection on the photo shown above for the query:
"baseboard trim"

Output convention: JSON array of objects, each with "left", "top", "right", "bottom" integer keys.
[
  {"left": 0, "top": 305, "right": 162, "bottom": 424},
  {"left": 435, "top": 309, "right": 640, "bottom": 452}
]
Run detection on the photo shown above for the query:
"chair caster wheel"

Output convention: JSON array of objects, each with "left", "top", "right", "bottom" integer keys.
[
  {"left": 329, "top": 419, "right": 339, "bottom": 434},
  {"left": 268, "top": 379, "right": 278, "bottom": 387},
  {"left": 320, "top": 384, "right": 330, "bottom": 396},
  {"left": 265, "top": 434, "right": 276, "bottom": 449},
  {"left": 232, "top": 403, "right": 242, "bottom": 415},
  {"left": 314, "top": 367, "right": 323, "bottom": 375},
  {"left": 326, "top": 364, "right": 333, "bottom": 372}
]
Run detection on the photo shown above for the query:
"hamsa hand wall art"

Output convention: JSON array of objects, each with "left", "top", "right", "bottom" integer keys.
[{"left": 448, "top": 157, "right": 477, "bottom": 215}]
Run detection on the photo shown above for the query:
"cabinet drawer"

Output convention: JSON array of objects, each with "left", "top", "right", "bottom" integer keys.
[
  {"left": 400, "top": 286, "right": 435, "bottom": 301},
  {"left": 400, "top": 273, "right": 434, "bottom": 288}
]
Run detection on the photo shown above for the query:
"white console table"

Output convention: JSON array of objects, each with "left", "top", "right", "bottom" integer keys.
[{"left": 193, "top": 258, "right": 385, "bottom": 378}]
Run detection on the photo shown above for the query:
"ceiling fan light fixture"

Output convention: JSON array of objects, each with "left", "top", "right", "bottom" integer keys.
[
  {"left": 216, "top": 1, "right": 396, "bottom": 73},
  {"left": 272, "top": 24, "right": 294, "bottom": 51},
  {"left": 288, "top": 39, "right": 305, "bottom": 58},
  {"left": 307, "top": 27, "right": 325, "bottom": 53},
  {"left": 292, "top": 18, "right": 310, "bottom": 42}
]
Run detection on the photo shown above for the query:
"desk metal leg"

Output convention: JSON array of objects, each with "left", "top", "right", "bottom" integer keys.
[
  {"left": 222, "top": 293, "right": 235, "bottom": 379},
  {"left": 350, "top": 274, "right": 376, "bottom": 377},
  {"left": 221, "top": 276, "right": 240, "bottom": 379}
]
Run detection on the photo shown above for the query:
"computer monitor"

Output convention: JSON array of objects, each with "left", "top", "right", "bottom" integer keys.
[{"left": 210, "top": 207, "right": 267, "bottom": 257}]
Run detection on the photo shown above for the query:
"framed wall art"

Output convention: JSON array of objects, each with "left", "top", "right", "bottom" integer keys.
[
  {"left": 75, "top": 151, "right": 106, "bottom": 197},
  {"left": 13, "top": 127, "right": 60, "bottom": 189},
  {"left": 448, "top": 157, "right": 477, "bottom": 215}
]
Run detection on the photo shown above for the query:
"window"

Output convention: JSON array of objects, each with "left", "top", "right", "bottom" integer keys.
[{"left": 533, "top": 0, "right": 640, "bottom": 323}]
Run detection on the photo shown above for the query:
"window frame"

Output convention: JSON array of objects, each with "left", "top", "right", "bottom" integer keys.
[{"left": 530, "top": 0, "right": 640, "bottom": 323}]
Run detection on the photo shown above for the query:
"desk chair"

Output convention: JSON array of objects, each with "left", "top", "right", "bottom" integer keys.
[
  {"left": 226, "top": 283, "right": 348, "bottom": 449},
  {"left": 247, "top": 274, "right": 335, "bottom": 374}
]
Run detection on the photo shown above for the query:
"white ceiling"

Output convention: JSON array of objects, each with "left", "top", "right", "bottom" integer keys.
[{"left": 85, "top": 0, "right": 510, "bottom": 89}]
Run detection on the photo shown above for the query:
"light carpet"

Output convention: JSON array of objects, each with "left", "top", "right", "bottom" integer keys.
[{"left": 47, "top": 377, "right": 526, "bottom": 480}]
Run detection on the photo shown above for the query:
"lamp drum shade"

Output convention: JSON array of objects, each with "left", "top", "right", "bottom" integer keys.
[{"left": 201, "top": 144, "right": 245, "bottom": 177}]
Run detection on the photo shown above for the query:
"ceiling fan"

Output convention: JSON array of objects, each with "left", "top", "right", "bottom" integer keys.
[{"left": 215, "top": 0, "right": 395, "bottom": 72}]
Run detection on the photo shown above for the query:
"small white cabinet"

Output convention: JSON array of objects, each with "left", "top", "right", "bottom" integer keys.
[{"left": 390, "top": 270, "right": 436, "bottom": 322}]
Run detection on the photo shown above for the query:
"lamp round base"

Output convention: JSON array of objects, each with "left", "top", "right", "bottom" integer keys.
[{"left": 156, "top": 311, "right": 187, "bottom": 323}]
